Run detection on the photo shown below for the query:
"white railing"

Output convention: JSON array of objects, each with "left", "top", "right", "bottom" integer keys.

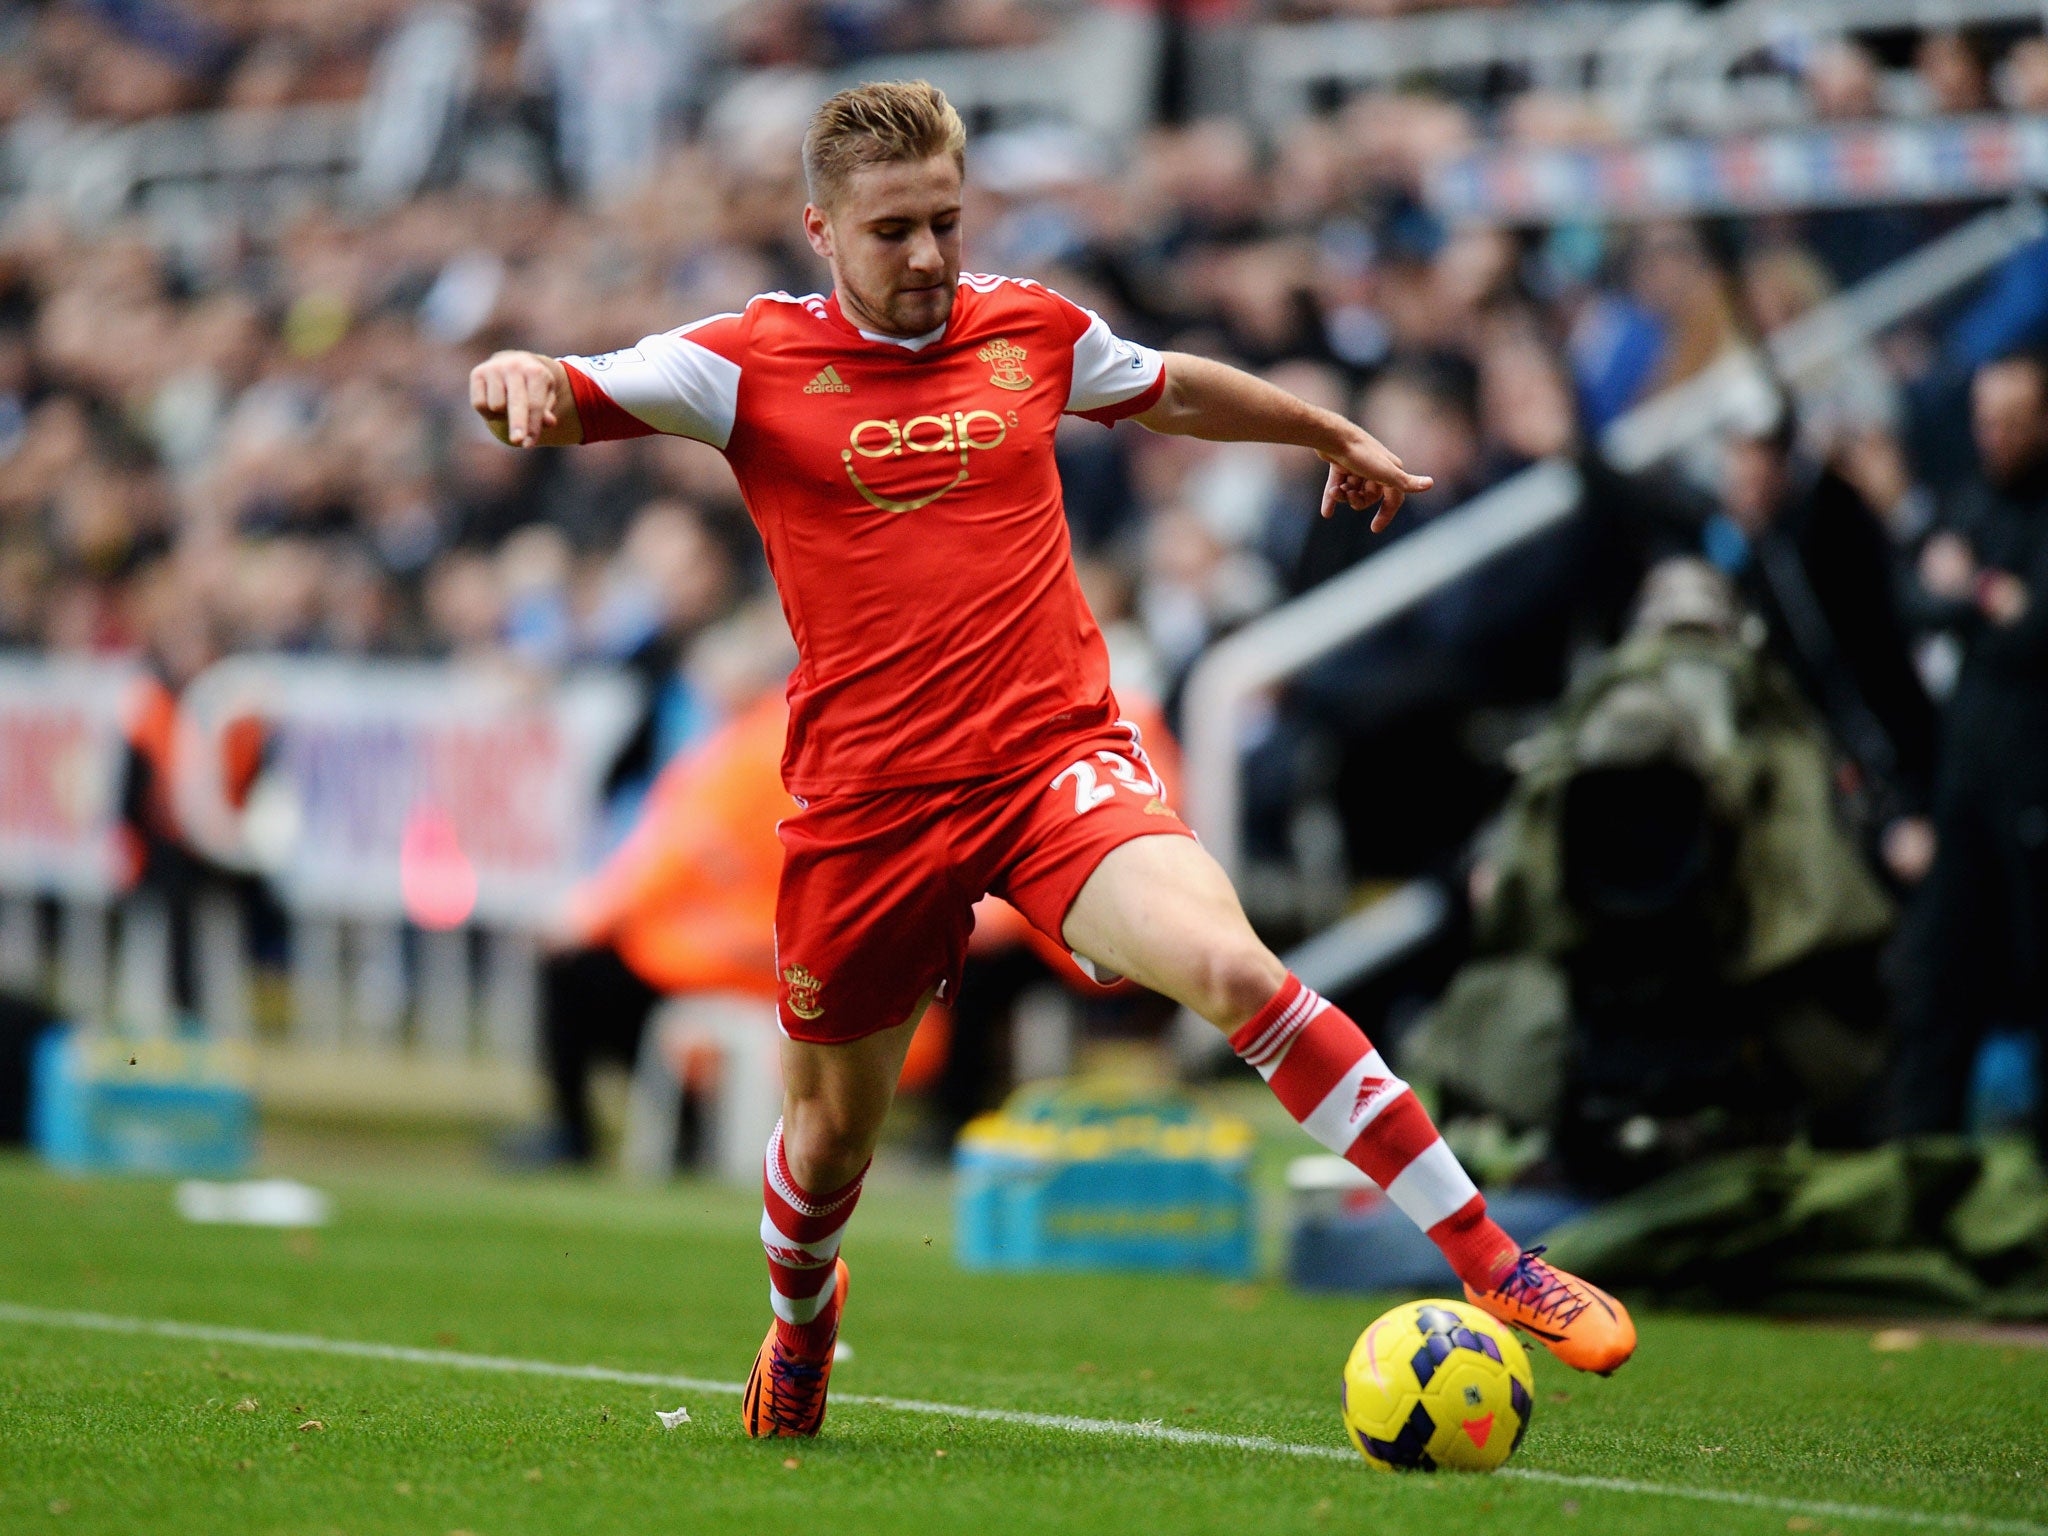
[
  {"left": 822, "top": 7, "right": 1161, "bottom": 139},
  {"left": 1676, "top": 0, "right": 2048, "bottom": 132},
  {"left": 1701, "top": 0, "right": 2048, "bottom": 40},
  {"left": 1604, "top": 194, "right": 2048, "bottom": 467},
  {"left": 1246, "top": 0, "right": 2048, "bottom": 139},
  {"left": 4, "top": 6, "right": 1158, "bottom": 234},
  {"left": 1, "top": 103, "right": 361, "bottom": 230},
  {"left": 1243, "top": 2, "right": 1692, "bottom": 131},
  {"left": 1658, "top": 0, "right": 2048, "bottom": 134},
  {"left": 1181, "top": 195, "right": 2047, "bottom": 889},
  {"left": 16, "top": 0, "right": 2048, "bottom": 237},
  {"left": 1183, "top": 461, "right": 1582, "bottom": 882}
]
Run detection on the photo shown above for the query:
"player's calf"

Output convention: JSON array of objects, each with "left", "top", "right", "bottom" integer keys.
[
  {"left": 744, "top": 1120, "right": 865, "bottom": 1437},
  {"left": 1231, "top": 972, "right": 1634, "bottom": 1374},
  {"left": 1232, "top": 974, "right": 1516, "bottom": 1287},
  {"left": 759, "top": 1118, "right": 864, "bottom": 1357}
]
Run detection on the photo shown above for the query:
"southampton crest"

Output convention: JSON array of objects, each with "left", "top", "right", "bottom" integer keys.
[
  {"left": 781, "top": 964, "right": 825, "bottom": 1020},
  {"left": 978, "top": 337, "right": 1032, "bottom": 391}
]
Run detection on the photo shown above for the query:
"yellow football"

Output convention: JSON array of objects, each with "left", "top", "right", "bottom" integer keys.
[{"left": 1340, "top": 1297, "right": 1534, "bottom": 1472}]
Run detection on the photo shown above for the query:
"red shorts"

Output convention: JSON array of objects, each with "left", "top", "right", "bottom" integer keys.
[{"left": 772, "top": 721, "right": 1195, "bottom": 1042}]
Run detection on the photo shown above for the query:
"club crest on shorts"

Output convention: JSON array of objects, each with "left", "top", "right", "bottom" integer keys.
[
  {"left": 979, "top": 338, "right": 1031, "bottom": 391},
  {"left": 782, "top": 964, "right": 825, "bottom": 1020}
]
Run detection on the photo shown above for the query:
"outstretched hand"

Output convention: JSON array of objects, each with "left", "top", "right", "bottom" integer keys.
[
  {"left": 470, "top": 350, "right": 562, "bottom": 448},
  {"left": 1318, "top": 431, "right": 1433, "bottom": 532}
]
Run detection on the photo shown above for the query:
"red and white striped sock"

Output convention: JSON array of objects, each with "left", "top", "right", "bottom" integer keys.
[
  {"left": 761, "top": 1118, "right": 865, "bottom": 1356},
  {"left": 1232, "top": 973, "right": 1518, "bottom": 1290}
]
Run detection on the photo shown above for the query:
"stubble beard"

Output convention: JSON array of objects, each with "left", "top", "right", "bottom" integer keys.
[{"left": 842, "top": 266, "right": 954, "bottom": 339}]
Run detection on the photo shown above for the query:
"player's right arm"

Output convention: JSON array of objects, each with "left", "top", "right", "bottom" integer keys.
[
  {"left": 470, "top": 351, "right": 584, "bottom": 448},
  {"left": 478, "top": 322, "right": 744, "bottom": 450}
]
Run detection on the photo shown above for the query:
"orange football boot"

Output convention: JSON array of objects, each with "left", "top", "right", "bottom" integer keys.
[
  {"left": 1465, "top": 1246, "right": 1637, "bottom": 1376},
  {"left": 742, "top": 1258, "right": 849, "bottom": 1437}
]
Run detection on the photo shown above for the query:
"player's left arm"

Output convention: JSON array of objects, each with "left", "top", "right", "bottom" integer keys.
[{"left": 1134, "top": 352, "right": 1432, "bottom": 532}]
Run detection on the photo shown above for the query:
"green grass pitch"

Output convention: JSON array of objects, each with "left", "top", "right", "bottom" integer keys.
[{"left": 0, "top": 1152, "right": 2044, "bottom": 1536}]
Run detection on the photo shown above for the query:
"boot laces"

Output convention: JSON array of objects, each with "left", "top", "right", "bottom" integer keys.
[
  {"left": 1495, "top": 1245, "right": 1591, "bottom": 1329},
  {"left": 764, "top": 1348, "right": 828, "bottom": 1431}
]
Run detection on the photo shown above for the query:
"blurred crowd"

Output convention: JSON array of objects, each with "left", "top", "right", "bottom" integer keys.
[
  {"left": 8, "top": 65, "right": 2042, "bottom": 703},
  {"left": 13, "top": 0, "right": 2048, "bottom": 133},
  {"left": 2, "top": 0, "right": 2046, "bottom": 1170},
  {"left": 0, "top": 0, "right": 1075, "bottom": 126}
]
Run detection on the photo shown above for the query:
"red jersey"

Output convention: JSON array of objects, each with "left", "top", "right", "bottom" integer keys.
[{"left": 559, "top": 275, "right": 1165, "bottom": 796}]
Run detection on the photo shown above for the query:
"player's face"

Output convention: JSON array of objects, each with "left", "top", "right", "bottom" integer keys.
[{"left": 806, "top": 154, "right": 963, "bottom": 338}]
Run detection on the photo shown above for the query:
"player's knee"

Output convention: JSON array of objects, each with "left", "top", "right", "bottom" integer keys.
[
  {"left": 1189, "top": 944, "right": 1287, "bottom": 1030},
  {"left": 779, "top": 1096, "right": 880, "bottom": 1191}
]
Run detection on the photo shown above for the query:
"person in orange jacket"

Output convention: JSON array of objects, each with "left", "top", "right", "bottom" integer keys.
[
  {"left": 119, "top": 567, "right": 262, "bottom": 1018},
  {"left": 561, "top": 689, "right": 789, "bottom": 1003},
  {"left": 526, "top": 610, "right": 794, "bottom": 1166}
]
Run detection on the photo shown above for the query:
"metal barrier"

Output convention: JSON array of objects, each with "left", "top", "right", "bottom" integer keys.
[
  {"left": 826, "top": 8, "right": 1161, "bottom": 140},
  {"left": 1, "top": 104, "right": 361, "bottom": 232},
  {"left": 1673, "top": 0, "right": 2048, "bottom": 134},
  {"left": 0, "top": 7, "right": 1161, "bottom": 234},
  {"left": 14, "top": 0, "right": 2048, "bottom": 236},
  {"left": 1246, "top": 0, "right": 2048, "bottom": 139},
  {"left": 1604, "top": 195, "right": 2048, "bottom": 467},
  {"left": 1243, "top": 2, "right": 1692, "bottom": 132}
]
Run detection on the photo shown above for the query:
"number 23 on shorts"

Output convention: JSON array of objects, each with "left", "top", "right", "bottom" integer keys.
[{"left": 1050, "top": 749, "right": 1164, "bottom": 817}]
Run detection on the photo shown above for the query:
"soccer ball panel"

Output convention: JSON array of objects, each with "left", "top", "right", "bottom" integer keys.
[{"left": 1340, "top": 1297, "right": 1535, "bottom": 1473}]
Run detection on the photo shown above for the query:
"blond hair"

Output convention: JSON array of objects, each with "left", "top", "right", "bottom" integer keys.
[{"left": 802, "top": 80, "right": 966, "bottom": 209}]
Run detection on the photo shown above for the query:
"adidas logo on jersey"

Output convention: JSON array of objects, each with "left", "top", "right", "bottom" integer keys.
[{"left": 803, "top": 365, "right": 852, "bottom": 394}]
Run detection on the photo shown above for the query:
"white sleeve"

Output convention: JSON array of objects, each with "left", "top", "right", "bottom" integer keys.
[
  {"left": 1064, "top": 309, "right": 1165, "bottom": 415},
  {"left": 560, "top": 316, "right": 743, "bottom": 449}
]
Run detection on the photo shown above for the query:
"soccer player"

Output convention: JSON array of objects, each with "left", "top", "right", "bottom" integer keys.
[{"left": 471, "top": 80, "right": 1636, "bottom": 1438}]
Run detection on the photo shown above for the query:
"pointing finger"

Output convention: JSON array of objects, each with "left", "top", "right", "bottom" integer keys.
[
  {"left": 1372, "top": 485, "right": 1404, "bottom": 532},
  {"left": 1319, "top": 464, "right": 1340, "bottom": 520},
  {"left": 1359, "top": 454, "right": 1441, "bottom": 495},
  {"left": 506, "top": 370, "right": 532, "bottom": 447}
]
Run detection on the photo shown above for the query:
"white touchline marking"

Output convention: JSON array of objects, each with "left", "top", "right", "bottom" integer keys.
[{"left": 0, "top": 1302, "right": 2041, "bottom": 1536}]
